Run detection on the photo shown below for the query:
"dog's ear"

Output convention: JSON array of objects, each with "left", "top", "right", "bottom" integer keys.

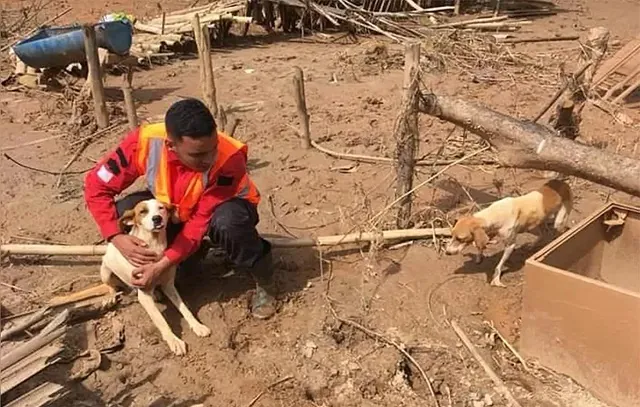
[
  {"left": 165, "top": 203, "right": 180, "bottom": 224},
  {"left": 472, "top": 227, "right": 489, "bottom": 251},
  {"left": 118, "top": 209, "right": 136, "bottom": 231}
]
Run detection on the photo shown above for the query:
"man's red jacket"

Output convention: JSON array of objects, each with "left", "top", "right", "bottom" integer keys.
[{"left": 84, "top": 127, "right": 250, "bottom": 263}]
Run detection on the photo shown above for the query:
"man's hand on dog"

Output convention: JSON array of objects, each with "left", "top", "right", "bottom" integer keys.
[
  {"left": 111, "top": 234, "right": 160, "bottom": 266},
  {"left": 131, "top": 257, "right": 172, "bottom": 289}
]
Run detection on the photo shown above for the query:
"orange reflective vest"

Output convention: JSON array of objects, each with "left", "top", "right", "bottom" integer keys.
[{"left": 135, "top": 122, "right": 260, "bottom": 222}]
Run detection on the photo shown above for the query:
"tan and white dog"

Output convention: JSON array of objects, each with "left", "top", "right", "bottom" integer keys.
[
  {"left": 445, "top": 179, "right": 572, "bottom": 287},
  {"left": 100, "top": 199, "right": 211, "bottom": 355}
]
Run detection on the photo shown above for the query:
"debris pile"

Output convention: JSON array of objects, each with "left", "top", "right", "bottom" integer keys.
[{"left": 133, "top": 0, "right": 249, "bottom": 35}]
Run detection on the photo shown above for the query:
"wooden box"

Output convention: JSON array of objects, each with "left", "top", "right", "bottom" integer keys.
[{"left": 521, "top": 202, "right": 640, "bottom": 407}]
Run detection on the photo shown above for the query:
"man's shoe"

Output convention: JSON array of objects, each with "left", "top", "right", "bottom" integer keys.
[{"left": 251, "top": 281, "right": 277, "bottom": 320}]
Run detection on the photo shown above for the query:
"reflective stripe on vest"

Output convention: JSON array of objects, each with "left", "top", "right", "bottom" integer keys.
[{"left": 136, "top": 123, "right": 259, "bottom": 222}]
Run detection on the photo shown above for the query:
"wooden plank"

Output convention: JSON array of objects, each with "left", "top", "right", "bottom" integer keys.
[
  {"left": 603, "top": 65, "right": 640, "bottom": 100},
  {"left": 0, "top": 310, "right": 68, "bottom": 371},
  {"left": 5, "top": 382, "right": 66, "bottom": 407},
  {"left": 0, "top": 344, "right": 63, "bottom": 395},
  {"left": 612, "top": 76, "right": 640, "bottom": 104},
  {"left": 592, "top": 38, "right": 640, "bottom": 88}
]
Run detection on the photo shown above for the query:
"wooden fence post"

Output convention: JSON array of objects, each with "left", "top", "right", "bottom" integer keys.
[
  {"left": 292, "top": 66, "right": 311, "bottom": 149},
  {"left": 393, "top": 42, "right": 421, "bottom": 229},
  {"left": 82, "top": 25, "right": 109, "bottom": 128},
  {"left": 122, "top": 67, "right": 137, "bottom": 130},
  {"left": 191, "top": 14, "right": 219, "bottom": 117}
]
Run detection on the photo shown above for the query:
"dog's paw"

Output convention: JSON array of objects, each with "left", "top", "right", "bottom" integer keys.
[
  {"left": 490, "top": 278, "right": 507, "bottom": 288},
  {"left": 100, "top": 295, "right": 120, "bottom": 309},
  {"left": 191, "top": 323, "right": 212, "bottom": 337},
  {"left": 164, "top": 335, "right": 187, "bottom": 355}
]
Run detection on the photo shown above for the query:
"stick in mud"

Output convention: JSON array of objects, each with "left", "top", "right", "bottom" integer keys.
[
  {"left": 191, "top": 14, "right": 219, "bottom": 117},
  {"left": 83, "top": 25, "right": 109, "bottom": 128},
  {"left": 393, "top": 42, "right": 421, "bottom": 229},
  {"left": 122, "top": 67, "right": 138, "bottom": 130},
  {"left": 451, "top": 320, "right": 523, "bottom": 407},
  {"left": 292, "top": 66, "right": 311, "bottom": 149}
]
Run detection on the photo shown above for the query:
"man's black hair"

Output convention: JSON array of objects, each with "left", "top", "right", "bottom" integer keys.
[{"left": 165, "top": 98, "right": 216, "bottom": 140}]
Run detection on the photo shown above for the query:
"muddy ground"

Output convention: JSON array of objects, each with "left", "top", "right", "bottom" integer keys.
[{"left": 1, "top": 0, "right": 639, "bottom": 406}]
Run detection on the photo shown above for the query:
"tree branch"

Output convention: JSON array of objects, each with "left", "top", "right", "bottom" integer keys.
[{"left": 417, "top": 92, "right": 640, "bottom": 197}]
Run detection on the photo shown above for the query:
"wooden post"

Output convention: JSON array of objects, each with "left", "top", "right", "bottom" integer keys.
[
  {"left": 218, "top": 105, "right": 228, "bottom": 133},
  {"left": 161, "top": 12, "right": 166, "bottom": 34},
  {"left": 122, "top": 67, "right": 137, "bottom": 130},
  {"left": 292, "top": 66, "right": 311, "bottom": 149},
  {"left": 393, "top": 42, "right": 421, "bottom": 229},
  {"left": 191, "top": 14, "right": 219, "bottom": 117},
  {"left": 229, "top": 118, "right": 240, "bottom": 137},
  {"left": 494, "top": 0, "right": 501, "bottom": 17},
  {"left": 82, "top": 25, "right": 109, "bottom": 128},
  {"left": 454, "top": 0, "right": 461, "bottom": 15},
  {"left": 548, "top": 27, "right": 610, "bottom": 139}
]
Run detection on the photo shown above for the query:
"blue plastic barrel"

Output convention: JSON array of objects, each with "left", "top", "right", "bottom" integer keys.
[{"left": 13, "top": 21, "right": 133, "bottom": 69}]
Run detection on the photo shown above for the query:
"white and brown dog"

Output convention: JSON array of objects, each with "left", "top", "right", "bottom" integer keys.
[
  {"left": 99, "top": 199, "right": 211, "bottom": 355},
  {"left": 445, "top": 179, "right": 572, "bottom": 287}
]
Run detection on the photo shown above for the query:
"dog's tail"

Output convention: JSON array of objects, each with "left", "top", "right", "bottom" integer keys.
[{"left": 550, "top": 180, "right": 573, "bottom": 231}]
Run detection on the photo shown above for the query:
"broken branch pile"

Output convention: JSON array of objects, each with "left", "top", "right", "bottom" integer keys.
[
  {"left": 134, "top": 0, "right": 250, "bottom": 35},
  {"left": 273, "top": 0, "right": 560, "bottom": 42}
]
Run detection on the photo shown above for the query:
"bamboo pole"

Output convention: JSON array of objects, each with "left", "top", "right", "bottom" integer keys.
[
  {"left": 83, "top": 25, "right": 109, "bottom": 128},
  {"left": 122, "top": 67, "right": 137, "bottom": 130},
  {"left": 393, "top": 42, "right": 421, "bottom": 229},
  {"left": 0, "top": 227, "right": 451, "bottom": 256},
  {"left": 292, "top": 66, "right": 311, "bottom": 149},
  {"left": 191, "top": 14, "right": 219, "bottom": 116}
]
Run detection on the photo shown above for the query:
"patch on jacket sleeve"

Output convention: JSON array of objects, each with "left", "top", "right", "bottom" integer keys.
[
  {"left": 97, "top": 165, "right": 114, "bottom": 183},
  {"left": 217, "top": 175, "right": 234, "bottom": 186}
]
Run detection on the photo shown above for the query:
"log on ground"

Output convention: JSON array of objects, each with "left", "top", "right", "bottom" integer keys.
[{"left": 416, "top": 92, "right": 640, "bottom": 197}]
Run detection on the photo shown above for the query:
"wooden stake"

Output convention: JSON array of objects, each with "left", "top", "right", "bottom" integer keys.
[
  {"left": 292, "top": 66, "right": 311, "bottom": 149},
  {"left": 454, "top": 0, "right": 461, "bottom": 15},
  {"left": 393, "top": 42, "right": 420, "bottom": 229},
  {"left": 161, "top": 12, "right": 166, "bottom": 35},
  {"left": 229, "top": 118, "right": 240, "bottom": 137},
  {"left": 191, "top": 14, "right": 219, "bottom": 117},
  {"left": 218, "top": 105, "right": 228, "bottom": 133},
  {"left": 493, "top": 0, "right": 501, "bottom": 17},
  {"left": 83, "top": 25, "right": 109, "bottom": 128},
  {"left": 122, "top": 67, "right": 137, "bottom": 130}
]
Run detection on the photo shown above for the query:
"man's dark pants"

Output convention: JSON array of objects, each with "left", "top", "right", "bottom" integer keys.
[{"left": 114, "top": 191, "right": 273, "bottom": 283}]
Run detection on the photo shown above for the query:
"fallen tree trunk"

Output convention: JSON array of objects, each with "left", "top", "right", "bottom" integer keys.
[{"left": 417, "top": 92, "right": 640, "bottom": 197}]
